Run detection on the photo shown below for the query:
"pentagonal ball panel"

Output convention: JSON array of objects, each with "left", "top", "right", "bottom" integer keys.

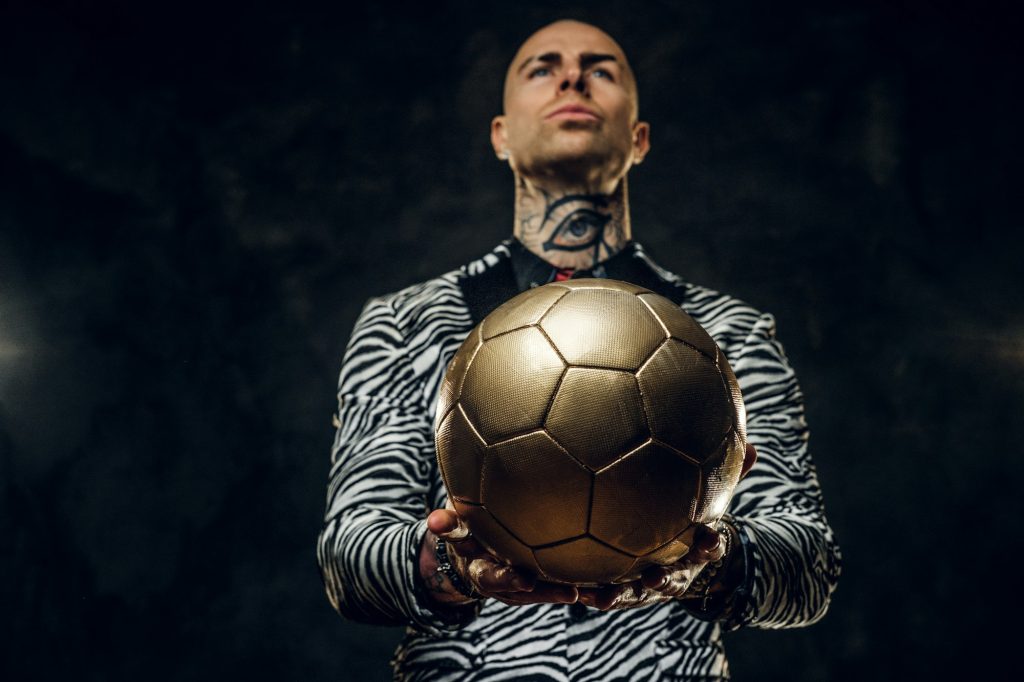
[
  {"left": 435, "top": 327, "right": 482, "bottom": 430},
  {"left": 436, "top": 405, "right": 487, "bottom": 504},
  {"left": 637, "top": 293, "right": 719, "bottom": 360},
  {"left": 453, "top": 500, "right": 544, "bottom": 576},
  {"left": 533, "top": 536, "right": 636, "bottom": 585},
  {"left": 481, "top": 431, "right": 592, "bottom": 547},
  {"left": 540, "top": 288, "right": 665, "bottom": 370},
  {"left": 590, "top": 442, "right": 700, "bottom": 555},
  {"left": 481, "top": 284, "right": 569, "bottom": 340},
  {"left": 545, "top": 368, "right": 649, "bottom": 471},
  {"left": 461, "top": 327, "right": 565, "bottom": 443},
  {"left": 556, "top": 278, "right": 651, "bottom": 295},
  {"left": 693, "top": 430, "right": 745, "bottom": 524},
  {"left": 637, "top": 339, "right": 733, "bottom": 462}
]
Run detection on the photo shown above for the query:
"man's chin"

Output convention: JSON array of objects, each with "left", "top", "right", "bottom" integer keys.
[{"left": 536, "top": 143, "right": 625, "bottom": 176}]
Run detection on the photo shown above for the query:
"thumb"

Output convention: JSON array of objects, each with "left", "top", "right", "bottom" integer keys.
[{"left": 427, "top": 508, "right": 472, "bottom": 542}]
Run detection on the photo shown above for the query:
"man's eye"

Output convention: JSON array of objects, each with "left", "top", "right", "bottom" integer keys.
[
  {"left": 529, "top": 67, "right": 551, "bottom": 78},
  {"left": 592, "top": 68, "right": 614, "bottom": 80}
]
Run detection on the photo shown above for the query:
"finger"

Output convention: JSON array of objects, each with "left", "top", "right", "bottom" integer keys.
[
  {"left": 442, "top": 536, "right": 489, "bottom": 560},
  {"left": 494, "top": 581, "right": 577, "bottom": 604},
  {"left": 642, "top": 562, "right": 701, "bottom": 597},
  {"left": 427, "top": 508, "right": 474, "bottom": 543},
  {"left": 487, "top": 586, "right": 578, "bottom": 606},
  {"left": 740, "top": 442, "right": 757, "bottom": 478},
  {"left": 656, "top": 572, "right": 693, "bottom": 598},
  {"left": 579, "top": 584, "right": 632, "bottom": 610},
  {"left": 640, "top": 565, "right": 674, "bottom": 590},
  {"left": 468, "top": 560, "right": 536, "bottom": 593},
  {"left": 426, "top": 508, "right": 461, "bottom": 536},
  {"left": 690, "top": 525, "right": 725, "bottom": 563}
]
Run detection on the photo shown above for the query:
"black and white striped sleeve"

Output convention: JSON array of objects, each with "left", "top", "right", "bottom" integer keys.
[
  {"left": 726, "top": 312, "right": 842, "bottom": 630},
  {"left": 316, "top": 295, "right": 463, "bottom": 635}
]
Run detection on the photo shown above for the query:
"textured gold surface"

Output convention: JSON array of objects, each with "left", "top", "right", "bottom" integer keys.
[
  {"left": 545, "top": 367, "right": 648, "bottom": 471},
  {"left": 435, "top": 405, "right": 487, "bottom": 504},
  {"left": 534, "top": 536, "right": 636, "bottom": 585},
  {"left": 481, "top": 431, "right": 592, "bottom": 546},
  {"left": 557, "top": 278, "right": 651, "bottom": 295},
  {"left": 637, "top": 339, "right": 732, "bottom": 462},
  {"left": 435, "top": 326, "right": 481, "bottom": 431},
  {"left": 461, "top": 327, "right": 565, "bottom": 443},
  {"left": 481, "top": 283, "right": 569, "bottom": 340},
  {"left": 590, "top": 441, "right": 700, "bottom": 555},
  {"left": 453, "top": 500, "right": 544, "bottom": 576},
  {"left": 435, "top": 279, "right": 748, "bottom": 584},
  {"left": 719, "top": 347, "right": 747, "bottom": 441},
  {"left": 541, "top": 288, "right": 664, "bottom": 370},
  {"left": 694, "top": 430, "right": 745, "bottom": 524},
  {"left": 637, "top": 293, "right": 718, "bottom": 359},
  {"left": 641, "top": 524, "right": 699, "bottom": 567}
]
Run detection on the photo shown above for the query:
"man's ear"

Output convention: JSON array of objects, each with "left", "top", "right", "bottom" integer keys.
[
  {"left": 631, "top": 120, "right": 651, "bottom": 164},
  {"left": 491, "top": 116, "right": 509, "bottom": 160},
  {"left": 740, "top": 442, "right": 758, "bottom": 479}
]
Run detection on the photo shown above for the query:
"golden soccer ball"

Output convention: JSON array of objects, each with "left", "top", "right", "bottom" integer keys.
[{"left": 434, "top": 278, "right": 746, "bottom": 586}]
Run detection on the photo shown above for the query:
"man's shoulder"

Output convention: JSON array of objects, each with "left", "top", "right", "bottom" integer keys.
[
  {"left": 364, "top": 241, "right": 513, "bottom": 323},
  {"left": 630, "top": 243, "right": 766, "bottom": 344}
]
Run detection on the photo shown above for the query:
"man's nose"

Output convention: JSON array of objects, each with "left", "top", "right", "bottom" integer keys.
[{"left": 559, "top": 68, "right": 587, "bottom": 95}]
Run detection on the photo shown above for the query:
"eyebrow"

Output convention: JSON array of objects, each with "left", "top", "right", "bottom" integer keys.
[{"left": 516, "top": 51, "right": 619, "bottom": 74}]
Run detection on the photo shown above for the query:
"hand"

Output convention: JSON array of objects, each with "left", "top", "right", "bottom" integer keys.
[
  {"left": 576, "top": 523, "right": 729, "bottom": 611},
  {"left": 420, "top": 504, "right": 579, "bottom": 607}
]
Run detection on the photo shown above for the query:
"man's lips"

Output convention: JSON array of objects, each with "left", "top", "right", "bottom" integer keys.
[{"left": 545, "top": 104, "right": 600, "bottom": 121}]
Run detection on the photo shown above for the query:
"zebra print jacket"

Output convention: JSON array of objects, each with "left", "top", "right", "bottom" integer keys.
[{"left": 318, "top": 239, "right": 841, "bottom": 681}]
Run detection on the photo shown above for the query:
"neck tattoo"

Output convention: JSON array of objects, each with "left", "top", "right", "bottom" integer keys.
[{"left": 514, "top": 182, "right": 630, "bottom": 269}]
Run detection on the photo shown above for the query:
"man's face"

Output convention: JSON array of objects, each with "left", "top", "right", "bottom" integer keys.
[{"left": 492, "top": 21, "right": 649, "bottom": 188}]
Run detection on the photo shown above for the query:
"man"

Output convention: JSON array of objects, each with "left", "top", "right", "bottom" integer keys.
[{"left": 318, "top": 20, "right": 841, "bottom": 681}]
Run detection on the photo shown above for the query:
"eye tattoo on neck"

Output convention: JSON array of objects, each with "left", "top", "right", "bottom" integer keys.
[{"left": 540, "top": 194, "right": 612, "bottom": 264}]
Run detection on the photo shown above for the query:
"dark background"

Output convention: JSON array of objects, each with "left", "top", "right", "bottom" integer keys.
[{"left": 2, "top": 0, "right": 1021, "bottom": 679}]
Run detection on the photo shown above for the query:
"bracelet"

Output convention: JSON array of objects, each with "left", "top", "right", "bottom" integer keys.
[
  {"left": 435, "top": 537, "right": 479, "bottom": 600},
  {"left": 720, "top": 517, "right": 754, "bottom": 629}
]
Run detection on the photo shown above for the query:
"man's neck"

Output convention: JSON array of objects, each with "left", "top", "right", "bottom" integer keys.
[{"left": 512, "top": 175, "right": 632, "bottom": 270}]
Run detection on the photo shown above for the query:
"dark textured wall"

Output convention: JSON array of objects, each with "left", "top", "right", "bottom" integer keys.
[{"left": 2, "top": 1, "right": 1021, "bottom": 680}]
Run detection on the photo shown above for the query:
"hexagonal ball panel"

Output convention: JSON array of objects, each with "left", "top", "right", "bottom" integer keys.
[
  {"left": 481, "top": 284, "right": 569, "bottom": 340},
  {"left": 461, "top": 327, "right": 565, "bottom": 443},
  {"left": 590, "top": 442, "right": 700, "bottom": 555},
  {"left": 533, "top": 536, "right": 636, "bottom": 585},
  {"left": 693, "top": 430, "right": 745, "bottom": 524},
  {"left": 453, "top": 499, "right": 543, "bottom": 576},
  {"left": 637, "top": 339, "right": 733, "bottom": 462},
  {"left": 637, "top": 293, "right": 719, "bottom": 360},
  {"left": 540, "top": 288, "right": 665, "bottom": 370},
  {"left": 435, "top": 327, "right": 482, "bottom": 431},
  {"left": 481, "top": 431, "right": 591, "bottom": 547},
  {"left": 546, "top": 368, "right": 649, "bottom": 471},
  {"left": 435, "top": 405, "right": 487, "bottom": 504}
]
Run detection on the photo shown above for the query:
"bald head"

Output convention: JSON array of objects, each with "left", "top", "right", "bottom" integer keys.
[
  {"left": 491, "top": 19, "right": 650, "bottom": 193},
  {"left": 503, "top": 20, "right": 639, "bottom": 119}
]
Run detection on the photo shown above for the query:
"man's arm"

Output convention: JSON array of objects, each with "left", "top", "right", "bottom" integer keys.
[
  {"left": 316, "top": 296, "right": 466, "bottom": 635},
  {"left": 725, "top": 312, "right": 842, "bottom": 629}
]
